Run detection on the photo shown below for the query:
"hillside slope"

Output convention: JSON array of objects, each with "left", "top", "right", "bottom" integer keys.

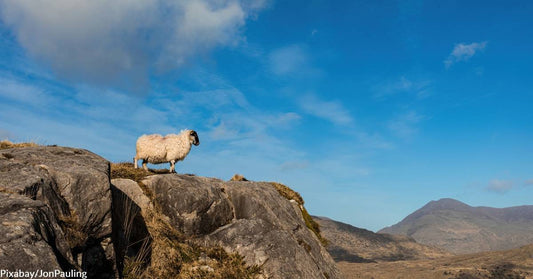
[
  {"left": 338, "top": 243, "right": 533, "bottom": 279},
  {"left": 314, "top": 216, "right": 451, "bottom": 263},
  {"left": 379, "top": 198, "right": 533, "bottom": 254}
]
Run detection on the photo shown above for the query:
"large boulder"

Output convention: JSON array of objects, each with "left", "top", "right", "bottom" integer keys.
[
  {"left": 142, "top": 174, "right": 341, "bottom": 279},
  {"left": 0, "top": 146, "right": 116, "bottom": 278},
  {"left": 0, "top": 192, "right": 75, "bottom": 271},
  {"left": 142, "top": 175, "right": 234, "bottom": 236},
  {"left": 207, "top": 181, "right": 340, "bottom": 279},
  {"left": 0, "top": 146, "right": 112, "bottom": 238}
]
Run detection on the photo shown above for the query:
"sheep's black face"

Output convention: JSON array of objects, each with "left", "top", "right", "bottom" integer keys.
[{"left": 190, "top": 130, "right": 200, "bottom": 146}]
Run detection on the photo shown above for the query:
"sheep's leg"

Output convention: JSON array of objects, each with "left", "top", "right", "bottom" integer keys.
[
  {"left": 134, "top": 157, "right": 138, "bottom": 169},
  {"left": 170, "top": 160, "right": 176, "bottom": 173},
  {"left": 142, "top": 159, "right": 148, "bottom": 171}
]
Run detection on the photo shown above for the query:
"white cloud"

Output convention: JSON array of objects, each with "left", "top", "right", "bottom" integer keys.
[
  {"left": 486, "top": 179, "right": 514, "bottom": 194},
  {"left": 353, "top": 131, "right": 394, "bottom": 150},
  {"left": 268, "top": 44, "right": 308, "bottom": 76},
  {"left": 0, "top": 74, "right": 304, "bottom": 167},
  {"left": 0, "top": 77, "right": 49, "bottom": 106},
  {"left": 373, "top": 76, "right": 432, "bottom": 99},
  {"left": 445, "top": 41, "right": 487, "bottom": 68},
  {"left": 299, "top": 94, "right": 353, "bottom": 126},
  {"left": 209, "top": 121, "right": 241, "bottom": 141},
  {"left": 388, "top": 110, "right": 424, "bottom": 139},
  {"left": 0, "top": 0, "right": 267, "bottom": 93}
]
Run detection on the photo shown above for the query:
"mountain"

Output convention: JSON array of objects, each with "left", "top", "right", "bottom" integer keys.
[
  {"left": 313, "top": 216, "right": 451, "bottom": 263},
  {"left": 379, "top": 198, "right": 533, "bottom": 254}
]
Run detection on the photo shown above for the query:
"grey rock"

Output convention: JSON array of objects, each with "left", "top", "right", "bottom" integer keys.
[
  {"left": 206, "top": 181, "right": 341, "bottom": 279},
  {"left": 142, "top": 174, "right": 234, "bottom": 236},
  {"left": 143, "top": 174, "right": 341, "bottom": 279},
  {"left": 111, "top": 178, "right": 153, "bottom": 212},
  {"left": 110, "top": 179, "right": 152, "bottom": 274},
  {"left": 0, "top": 192, "right": 76, "bottom": 272},
  {"left": 0, "top": 146, "right": 112, "bottom": 239},
  {"left": 0, "top": 146, "right": 116, "bottom": 278}
]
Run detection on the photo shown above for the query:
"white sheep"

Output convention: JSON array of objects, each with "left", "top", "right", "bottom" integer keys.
[{"left": 134, "top": 130, "right": 200, "bottom": 173}]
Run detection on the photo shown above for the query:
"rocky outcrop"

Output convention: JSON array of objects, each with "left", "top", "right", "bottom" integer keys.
[
  {"left": 139, "top": 175, "right": 340, "bottom": 279},
  {"left": 1, "top": 146, "right": 341, "bottom": 278},
  {"left": 206, "top": 180, "right": 339, "bottom": 279},
  {"left": 0, "top": 192, "right": 74, "bottom": 271},
  {"left": 0, "top": 146, "right": 115, "bottom": 278}
]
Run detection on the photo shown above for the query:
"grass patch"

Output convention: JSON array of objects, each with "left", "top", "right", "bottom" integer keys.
[
  {"left": 271, "top": 182, "right": 328, "bottom": 246},
  {"left": 57, "top": 211, "right": 88, "bottom": 250},
  {"left": 110, "top": 162, "right": 183, "bottom": 182},
  {"left": 174, "top": 245, "right": 261, "bottom": 279},
  {"left": 230, "top": 174, "right": 248, "bottom": 181},
  {"left": 271, "top": 182, "right": 304, "bottom": 205},
  {"left": 0, "top": 140, "right": 38, "bottom": 150},
  {"left": 0, "top": 187, "right": 17, "bottom": 194},
  {"left": 123, "top": 209, "right": 261, "bottom": 279},
  {"left": 111, "top": 162, "right": 154, "bottom": 182}
]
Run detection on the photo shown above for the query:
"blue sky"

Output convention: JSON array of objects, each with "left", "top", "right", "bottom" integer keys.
[{"left": 0, "top": 0, "right": 532, "bottom": 231}]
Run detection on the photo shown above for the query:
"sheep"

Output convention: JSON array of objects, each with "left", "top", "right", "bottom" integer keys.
[{"left": 134, "top": 130, "right": 200, "bottom": 173}]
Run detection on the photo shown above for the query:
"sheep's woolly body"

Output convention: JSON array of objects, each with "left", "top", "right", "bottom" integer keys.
[{"left": 134, "top": 129, "right": 199, "bottom": 172}]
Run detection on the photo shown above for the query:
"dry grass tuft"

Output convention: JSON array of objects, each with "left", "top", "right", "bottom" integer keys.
[
  {"left": 110, "top": 162, "right": 182, "bottom": 183},
  {"left": 111, "top": 162, "right": 154, "bottom": 182},
  {"left": 0, "top": 140, "right": 39, "bottom": 150},
  {"left": 124, "top": 209, "right": 261, "bottom": 279},
  {"left": 230, "top": 174, "right": 248, "bottom": 181},
  {"left": 178, "top": 246, "right": 262, "bottom": 279},
  {"left": 271, "top": 182, "right": 304, "bottom": 205},
  {"left": 57, "top": 211, "right": 88, "bottom": 249},
  {"left": 271, "top": 182, "right": 328, "bottom": 246}
]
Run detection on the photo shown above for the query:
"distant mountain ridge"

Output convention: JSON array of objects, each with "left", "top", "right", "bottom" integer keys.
[
  {"left": 313, "top": 216, "right": 451, "bottom": 263},
  {"left": 379, "top": 198, "right": 533, "bottom": 254}
]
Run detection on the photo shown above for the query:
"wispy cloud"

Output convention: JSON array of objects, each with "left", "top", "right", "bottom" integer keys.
[
  {"left": 388, "top": 110, "right": 424, "bottom": 139},
  {"left": 0, "top": 0, "right": 267, "bottom": 93},
  {"left": 279, "top": 160, "right": 309, "bottom": 172},
  {"left": 373, "top": 76, "right": 432, "bottom": 99},
  {"left": 0, "top": 73, "right": 303, "bottom": 171},
  {"left": 445, "top": 41, "right": 487, "bottom": 68},
  {"left": 268, "top": 44, "right": 308, "bottom": 76},
  {"left": 525, "top": 179, "right": 533, "bottom": 186},
  {"left": 0, "top": 77, "right": 50, "bottom": 107},
  {"left": 486, "top": 179, "right": 514, "bottom": 194},
  {"left": 298, "top": 94, "right": 354, "bottom": 126}
]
